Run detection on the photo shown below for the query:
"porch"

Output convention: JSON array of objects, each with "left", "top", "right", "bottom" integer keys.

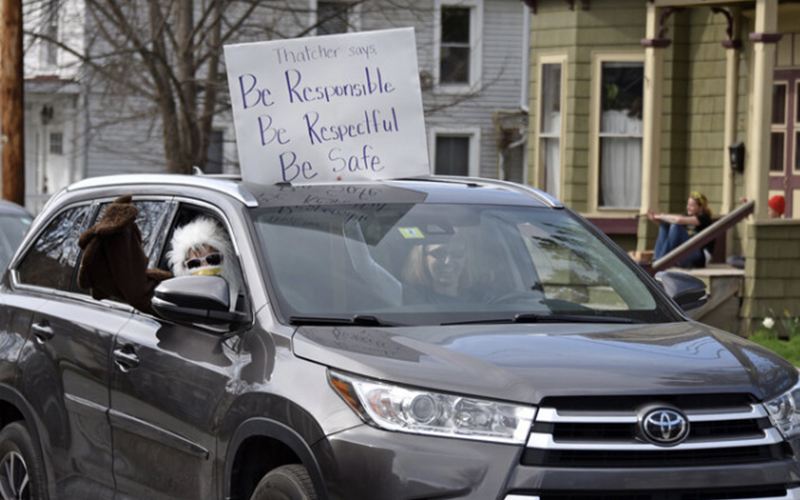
[{"left": 631, "top": 218, "right": 800, "bottom": 336}]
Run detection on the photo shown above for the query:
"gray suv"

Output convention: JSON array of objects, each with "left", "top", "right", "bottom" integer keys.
[{"left": 0, "top": 173, "right": 797, "bottom": 500}]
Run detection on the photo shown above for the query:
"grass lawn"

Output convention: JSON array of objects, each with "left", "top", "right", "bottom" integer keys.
[{"left": 748, "top": 333, "right": 800, "bottom": 366}]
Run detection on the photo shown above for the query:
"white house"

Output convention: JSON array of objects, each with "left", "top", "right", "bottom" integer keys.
[{"left": 19, "top": 0, "right": 530, "bottom": 212}]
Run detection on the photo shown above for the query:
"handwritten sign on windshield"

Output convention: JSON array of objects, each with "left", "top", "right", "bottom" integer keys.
[{"left": 224, "top": 28, "right": 430, "bottom": 185}]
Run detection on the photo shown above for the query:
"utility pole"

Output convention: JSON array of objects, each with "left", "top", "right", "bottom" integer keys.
[{"left": 1, "top": 0, "right": 25, "bottom": 205}]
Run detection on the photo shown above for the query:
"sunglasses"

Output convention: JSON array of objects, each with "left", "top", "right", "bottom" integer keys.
[
  {"left": 184, "top": 253, "right": 223, "bottom": 270},
  {"left": 428, "top": 246, "right": 466, "bottom": 261}
]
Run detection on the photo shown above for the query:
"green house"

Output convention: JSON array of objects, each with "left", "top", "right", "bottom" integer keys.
[{"left": 524, "top": 0, "right": 800, "bottom": 335}]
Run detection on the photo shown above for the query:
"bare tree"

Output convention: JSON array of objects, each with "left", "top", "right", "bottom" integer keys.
[{"left": 23, "top": 0, "right": 504, "bottom": 174}]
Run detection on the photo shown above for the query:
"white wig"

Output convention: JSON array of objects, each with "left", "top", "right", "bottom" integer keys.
[{"left": 167, "top": 216, "right": 242, "bottom": 308}]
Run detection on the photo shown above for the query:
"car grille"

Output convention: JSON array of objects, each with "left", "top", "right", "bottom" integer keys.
[{"left": 522, "top": 394, "right": 794, "bottom": 468}]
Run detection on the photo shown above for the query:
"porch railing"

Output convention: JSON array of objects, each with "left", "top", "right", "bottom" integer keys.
[{"left": 640, "top": 199, "right": 755, "bottom": 276}]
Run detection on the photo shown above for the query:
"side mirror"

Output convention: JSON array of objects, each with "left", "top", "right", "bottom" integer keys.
[
  {"left": 152, "top": 275, "right": 248, "bottom": 326},
  {"left": 655, "top": 271, "right": 708, "bottom": 311}
]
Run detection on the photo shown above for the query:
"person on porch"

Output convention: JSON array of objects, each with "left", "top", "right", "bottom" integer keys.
[
  {"left": 768, "top": 195, "right": 786, "bottom": 219},
  {"left": 647, "top": 191, "right": 713, "bottom": 269}
]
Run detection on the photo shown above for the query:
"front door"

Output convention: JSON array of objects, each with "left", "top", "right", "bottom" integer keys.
[
  {"left": 770, "top": 69, "right": 800, "bottom": 218},
  {"left": 109, "top": 203, "right": 246, "bottom": 500}
]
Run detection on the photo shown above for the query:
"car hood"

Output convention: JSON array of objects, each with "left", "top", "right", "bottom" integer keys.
[{"left": 292, "top": 321, "right": 798, "bottom": 404}]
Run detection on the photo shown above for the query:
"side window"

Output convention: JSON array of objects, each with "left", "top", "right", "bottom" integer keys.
[
  {"left": 135, "top": 201, "right": 172, "bottom": 264},
  {"left": 16, "top": 204, "right": 93, "bottom": 291},
  {"left": 95, "top": 200, "right": 172, "bottom": 267},
  {"left": 160, "top": 206, "right": 247, "bottom": 311}
]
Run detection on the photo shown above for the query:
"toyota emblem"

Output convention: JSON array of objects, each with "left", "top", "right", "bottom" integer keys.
[{"left": 641, "top": 408, "right": 689, "bottom": 445}]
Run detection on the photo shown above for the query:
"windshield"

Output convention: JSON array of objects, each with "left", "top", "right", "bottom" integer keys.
[{"left": 253, "top": 203, "right": 676, "bottom": 326}]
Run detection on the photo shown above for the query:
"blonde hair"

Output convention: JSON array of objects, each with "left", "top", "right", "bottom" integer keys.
[{"left": 690, "top": 191, "right": 712, "bottom": 218}]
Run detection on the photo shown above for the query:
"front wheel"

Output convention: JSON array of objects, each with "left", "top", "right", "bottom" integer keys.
[
  {"left": 250, "top": 464, "right": 318, "bottom": 500},
  {"left": 0, "top": 422, "right": 47, "bottom": 500}
]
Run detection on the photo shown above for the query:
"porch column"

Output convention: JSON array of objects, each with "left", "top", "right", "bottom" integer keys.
[
  {"left": 720, "top": 7, "right": 741, "bottom": 216},
  {"left": 716, "top": 6, "right": 742, "bottom": 260},
  {"left": 637, "top": 3, "right": 668, "bottom": 252},
  {"left": 745, "top": 0, "right": 779, "bottom": 221}
]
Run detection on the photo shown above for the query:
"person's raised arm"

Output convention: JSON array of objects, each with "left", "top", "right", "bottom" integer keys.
[
  {"left": 647, "top": 208, "right": 699, "bottom": 226},
  {"left": 343, "top": 219, "right": 402, "bottom": 305}
]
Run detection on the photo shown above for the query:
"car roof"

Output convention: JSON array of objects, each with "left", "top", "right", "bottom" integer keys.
[
  {"left": 65, "top": 174, "right": 562, "bottom": 210},
  {"left": 0, "top": 200, "right": 34, "bottom": 219}
]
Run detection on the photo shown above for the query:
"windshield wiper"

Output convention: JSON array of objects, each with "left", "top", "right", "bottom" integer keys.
[
  {"left": 289, "top": 314, "right": 399, "bottom": 327},
  {"left": 443, "top": 313, "right": 642, "bottom": 325},
  {"left": 513, "top": 313, "right": 642, "bottom": 324}
]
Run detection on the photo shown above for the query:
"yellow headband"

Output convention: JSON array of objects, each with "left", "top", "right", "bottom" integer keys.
[{"left": 690, "top": 191, "right": 707, "bottom": 209}]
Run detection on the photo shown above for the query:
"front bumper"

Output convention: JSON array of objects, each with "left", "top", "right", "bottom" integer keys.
[
  {"left": 505, "top": 491, "right": 800, "bottom": 500},
  {"left": 315, "top": 423, "right": 800, "bottom": 500}
]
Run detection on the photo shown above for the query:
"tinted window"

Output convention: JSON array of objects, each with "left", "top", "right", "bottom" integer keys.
[
  {"left": 17, "top": 205, "right": 93, "bottom": 291},
  {"left": 96, "top": 200, "right": 171, "bottom": 267}
]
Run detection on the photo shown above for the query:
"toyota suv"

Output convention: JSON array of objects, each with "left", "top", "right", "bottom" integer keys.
[{"left": 0, "top": 173, "right": 797, "bottom": 500}]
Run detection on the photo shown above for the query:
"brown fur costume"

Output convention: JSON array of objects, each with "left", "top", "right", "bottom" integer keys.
[{"left": 78, "top": 195, "right": 173, "bottom": 315}]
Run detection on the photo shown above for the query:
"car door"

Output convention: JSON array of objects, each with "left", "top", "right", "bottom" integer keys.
[
  {"left": 110, "top": 202, "right": 248, "bottom": 500},
  {"left": 11, "top": 202, "right": 123, "bottom": 499}
]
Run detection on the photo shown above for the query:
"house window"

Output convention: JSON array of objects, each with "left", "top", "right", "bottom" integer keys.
[
  {"left": 771, "top": 82, "right": 787, "bottom": 173},
  {"left": 49, "top": 132, "right": 63, "bottom": 155},
  {"left": 440, "top": 7, "right": 470, "bottom": 84},
  {"left": 317, "top": 1, "right": 350, "bottom": 35},
  {"left": 796, "top": 80, "right": 800, "bottom": 173},
  {"left": 539, "top": 62, "right": 563, "bottom": 198},
  {"left": 597, "top": 61, "right": 644, "bottom": 209},
  {"left": 435, "top": 0, "right": 482, "bottom": 90},
  {"left": 435, "top": 136, "right": 470, "bottom": 175}
]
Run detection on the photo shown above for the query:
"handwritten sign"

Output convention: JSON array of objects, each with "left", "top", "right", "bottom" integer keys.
[{"left": 224, "top": 28, "right": 431, "bottom": 185}]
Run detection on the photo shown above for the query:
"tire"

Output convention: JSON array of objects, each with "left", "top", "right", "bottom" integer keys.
[
  {"left": 0, "top": 422, "right": 47, "bottom": 500},
  {"left": 250, "top": 464, "right": 318, "bottom": 500}
]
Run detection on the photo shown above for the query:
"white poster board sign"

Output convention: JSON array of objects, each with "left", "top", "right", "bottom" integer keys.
[{"left": 224, "top": 28, "right": 430, "bottom": 185}]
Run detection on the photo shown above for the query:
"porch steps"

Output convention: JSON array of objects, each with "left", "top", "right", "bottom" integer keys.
[{"left": 666, "top": 264, "right": 744, "bottom": 335}]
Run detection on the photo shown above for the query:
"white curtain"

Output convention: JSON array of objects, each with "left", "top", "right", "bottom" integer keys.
[
  {"left": 542, "top": 110, "right": 561, "bottom": 198},
  {"left": 600, "top": 110, "right": 642, "bottom": 209},
  {"left": 544, "top": 138, "right": 560, "bottom": 197}
]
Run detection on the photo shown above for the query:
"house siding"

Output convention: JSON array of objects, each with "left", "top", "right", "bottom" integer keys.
[
  {"left": 527, "top": 0, "right": 648, "bottom": 212},
  {"left": 742, "top": 222, "right": 800, "bottom": 335},
  {"left": 423, "top": 0, "right": 528, "bottom": 178},
  {"left": 681, "top": 9, "right": 729, "bottom": 216}
]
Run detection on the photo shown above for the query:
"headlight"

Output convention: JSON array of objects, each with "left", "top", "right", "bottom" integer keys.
[
  {"left": 765, "top": 376, "right": 800, "bottom": 438},
  {"left": 329, "top": 370, "right": 535, "bottom": 444}
]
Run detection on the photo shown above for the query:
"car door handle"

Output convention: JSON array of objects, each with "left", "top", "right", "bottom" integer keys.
[
  {"left": 113, "top": 347, "right": 140, "bottom": 371},
  {"left": 31, "top": 322, "right": 54, "bottom": 344}
]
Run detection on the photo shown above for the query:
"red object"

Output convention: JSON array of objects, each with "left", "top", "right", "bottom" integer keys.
[{"left": 769, "top": 195, "right": 786, "bottom": 215}]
